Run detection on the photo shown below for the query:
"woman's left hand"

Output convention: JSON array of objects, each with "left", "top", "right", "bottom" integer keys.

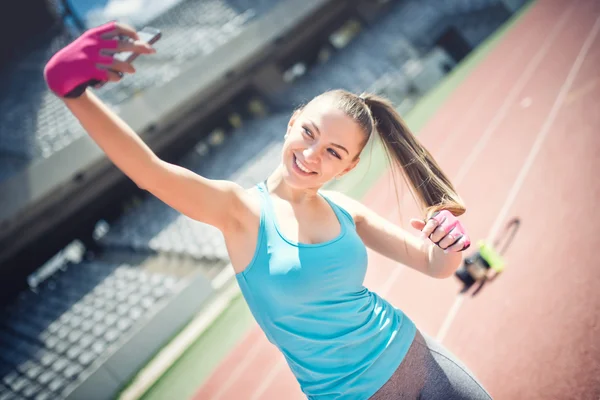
[{"left": 411, "top": 210, "right": 471, "bottom": 253}]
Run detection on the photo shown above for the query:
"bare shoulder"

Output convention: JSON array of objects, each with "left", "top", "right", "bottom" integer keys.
[
  {"left": 220, "top": 185, "right": 264, "bottom": 273},
  {"left": 230, "top": 185, "right": 262, "bottom": 230},
  {"left": 243, "top": 185, "right": 263, "bottom": 213}
]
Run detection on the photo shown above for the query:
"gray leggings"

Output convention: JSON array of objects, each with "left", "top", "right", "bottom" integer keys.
[{"left": 370, "top": 331, "right": 493, "bottom": 400}]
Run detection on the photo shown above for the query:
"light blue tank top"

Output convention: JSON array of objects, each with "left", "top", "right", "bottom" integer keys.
[{"left": 235, "top": 181, "right": 416, "bottom": 399}]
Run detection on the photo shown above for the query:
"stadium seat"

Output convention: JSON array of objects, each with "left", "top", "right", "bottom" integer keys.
[
  {"left": 0, "top": 0, "right": 279, "bottom": 185},
  {"left": 0, "top": 255, "right": 213, "bottom": 399}
]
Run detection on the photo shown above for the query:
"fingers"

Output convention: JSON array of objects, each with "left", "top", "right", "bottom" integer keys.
[
  {"left": 424, "top": 212, "right": 454, "bottom": 243},
  {"left": 421, "top": 216, "right": 442, "bottom": 239},
  {"left": 446, "top": 237, "right": 469, "bottom": 253},
  {"left": 432, "top": 226, "right": 469, "bottom": 253},
  {"left": 94, "top": 24, "right": 155, "bottom": 71},
  {"left": 429, "top": 220, "right": 451, "bottom": 244},
  {"left": 91, "top": 67, "right": 124, "bottom": 84},
  {"left": 115, "top": 39, "right": 155, "bottom": 54},
  {"left": 437, "top": 227, "right": 463, "bottom": 250},
  {"left": 100, "top": 22, "right": 139, "bottom": 41},
  {"left": 105, "top": 69, "right": 123, "bottom": 82},
  {"left": 95, "top": 38, "right": 155, "bottom": 75},
  {"left": 97, "top": 58, "right": 134, "bottom": 74},
  {"left": 99, "top": 39, "right": 155, "bottom": 56},
  {"left": 420, "top": 209, "right": 470, "bottom": 253}
]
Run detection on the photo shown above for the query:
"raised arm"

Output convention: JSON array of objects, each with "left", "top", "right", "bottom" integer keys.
[
  {"left": 322, "top": 190, "right": 467, "bottom": 279},
  {"left": 45, "top": 21, "right": 249, "bottom": 232},
  {"left": 63, "top": 91, "right": 248, "bottom": 231}
]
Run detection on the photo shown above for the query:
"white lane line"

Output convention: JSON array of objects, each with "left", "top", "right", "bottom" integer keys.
[{"left": 436, "top": 14, "right": 600, "bottom": 343}]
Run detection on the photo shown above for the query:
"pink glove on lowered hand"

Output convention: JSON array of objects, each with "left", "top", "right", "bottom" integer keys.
[
  {"left": 44, "top": 22, "right": 119, "bottom": 98},
  {"left": 411, "top": 210, "right": 471, "bottom": 253}
]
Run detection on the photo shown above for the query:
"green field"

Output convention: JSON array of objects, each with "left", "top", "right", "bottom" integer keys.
[{"left": 125, "top": 3, "right": 535, "bottom": 399}]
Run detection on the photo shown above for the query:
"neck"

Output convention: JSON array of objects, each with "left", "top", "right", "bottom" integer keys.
[{"left": 266, "top": 165, "right": 321, "bottom": 204}]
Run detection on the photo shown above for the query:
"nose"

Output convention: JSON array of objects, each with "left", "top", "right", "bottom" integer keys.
[{"left": 302, "top": 146, "right": 320, "bottom": 164}]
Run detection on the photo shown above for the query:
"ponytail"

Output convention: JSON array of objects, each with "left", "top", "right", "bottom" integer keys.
[
  {"left": 309, "top": 89, "right": 465, "bottom": 218},
  {"left": 362, "top": 93, "right": 465, "bottom": 218}
]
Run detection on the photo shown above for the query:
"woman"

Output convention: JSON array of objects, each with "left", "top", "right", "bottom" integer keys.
[{"left": 44, "top": 22, "right": 492, "bottom": 399}]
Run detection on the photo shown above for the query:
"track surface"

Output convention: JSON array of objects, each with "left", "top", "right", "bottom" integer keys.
[{"left": 192, "top": 1, "right": 600, "bottom": 398}]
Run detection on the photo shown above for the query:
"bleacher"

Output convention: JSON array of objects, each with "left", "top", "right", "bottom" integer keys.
[
  {"left": 0, "top": 0, "right": 527, "bottom": 399},
  {"left": 0, "top": 0, "right": 352, "bottom": 289},
  {"left": 0, "top": 0, "right": 275, "bottom": 183},
  {"left": 0, "top": 257, "right": 188, "bottom": 399}
]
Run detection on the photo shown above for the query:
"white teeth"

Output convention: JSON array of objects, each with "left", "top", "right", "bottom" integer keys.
[{"left": 295, "top": 157, "right": 312, "bottom": 173}]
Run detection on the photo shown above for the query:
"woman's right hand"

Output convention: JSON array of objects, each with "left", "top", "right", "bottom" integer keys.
[{"left": 43, "top": 21, "right": 155, "bottom": 99}]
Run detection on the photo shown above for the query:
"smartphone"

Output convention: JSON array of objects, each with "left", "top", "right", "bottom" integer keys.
[
  {"left": 64, "top": 26, "right": 161, "bottom": 97},
  {"left": 114, "top": 26, "right": 162, "bottom": 64},
  {"left": 94, "top": 27, "right": 161, "bottom": 88}
]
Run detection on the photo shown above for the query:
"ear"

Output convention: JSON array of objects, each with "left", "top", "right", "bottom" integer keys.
[{"left": 287, "top": 109, "right": 302, "bottom": 131}]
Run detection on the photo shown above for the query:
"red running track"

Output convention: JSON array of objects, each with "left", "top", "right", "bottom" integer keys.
[{"left": 192, "top": 1, "right": 600, "bottom": 398}]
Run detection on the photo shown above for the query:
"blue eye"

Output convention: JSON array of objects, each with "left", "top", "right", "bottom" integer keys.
[
  {"left": 328, "top": 149, "right": 341, "bottom": 159},
  {"left": 303, "top": 127, "right": 313, "bottom": 137}
]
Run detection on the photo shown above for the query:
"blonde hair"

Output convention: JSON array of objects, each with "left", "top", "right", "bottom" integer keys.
[{"left": 308, "top": 89, "right": 465, "bottom": 218}]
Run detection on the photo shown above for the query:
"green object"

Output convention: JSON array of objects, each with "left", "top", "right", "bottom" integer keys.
[{"left": 478, "top": 240, "right": 506, "bottom": 273}]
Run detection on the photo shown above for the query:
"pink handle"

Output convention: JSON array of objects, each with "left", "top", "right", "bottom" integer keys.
[{"left": 44, "top": 22, "right": 119, "bottom": 98}]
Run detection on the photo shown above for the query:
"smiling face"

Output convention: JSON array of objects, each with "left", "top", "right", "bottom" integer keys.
[{"left": 280, "top": 96, "right": 369, "bottom": 190}]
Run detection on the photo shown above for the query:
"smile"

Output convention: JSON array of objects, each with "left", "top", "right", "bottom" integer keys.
[{"left": 293, "top": 154, "right": 316, "bottom": 175}]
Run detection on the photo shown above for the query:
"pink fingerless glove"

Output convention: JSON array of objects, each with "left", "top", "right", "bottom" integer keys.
[
  {"left": 429, "top": 210, "right": 471, "bottom": 251},
  {"left": 44, "top": 22, "right": 119, "bottom": 98}
]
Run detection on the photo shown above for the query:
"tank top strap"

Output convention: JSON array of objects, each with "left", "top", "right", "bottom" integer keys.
[
  {"left": 258, "top": 181, "right": 356, "bottom": 230},
  {"left": 318, "top": 191, "right": 357, "bottom": 229},
  {"left": 255, "top": 180, "right": 268, "bottom": 198},
  {"left": 256, "top": 180, "right": 273, "bottom": 213},
  {"left": 255, "top": 180, "right": 279, "bottom": 230}
]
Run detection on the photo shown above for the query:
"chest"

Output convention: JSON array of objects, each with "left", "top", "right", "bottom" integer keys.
[
  {"left": 248, "top": 191, "right": 369, "bottom": 301},
  {"left": 264, "top": 199, "right": 368, "bottom": 298},
  {"left": 265, "top": 232, "right": 369, "bottom": 299},
  {"left": 271, "top": 197, "right": 343, "bottom": 245}
]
